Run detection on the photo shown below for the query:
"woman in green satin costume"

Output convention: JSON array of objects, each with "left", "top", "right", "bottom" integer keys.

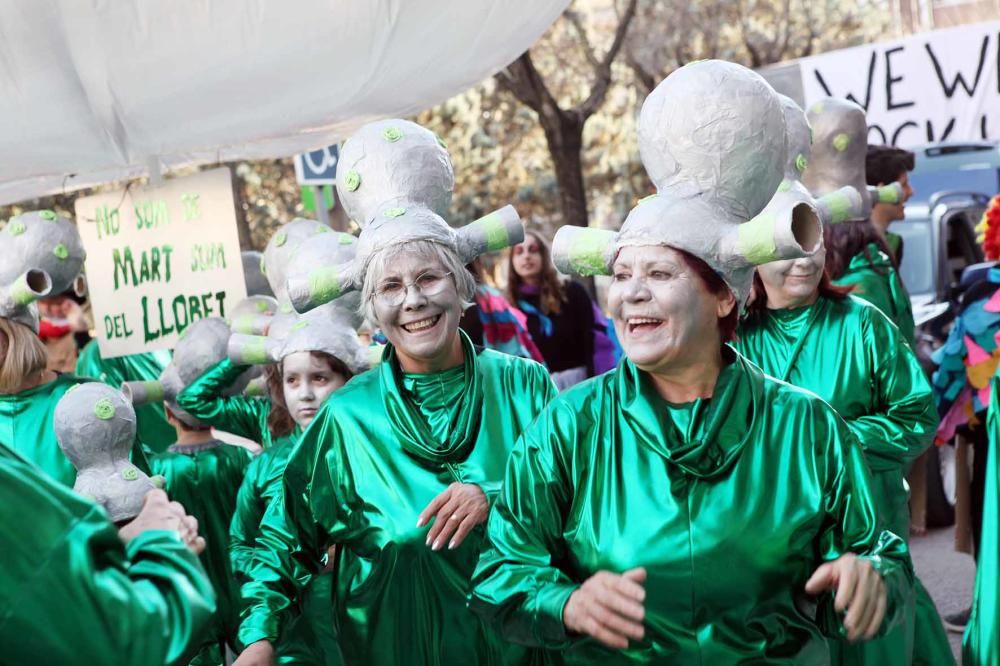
[
  {"left": 0, "top": 317, "right": 150, "bottom": 485},
  {"left": 76, "top": 340, "right": 176, "bottom": 454},
  {"left": 0, "top": 443, "right": 216, "bottom": 666},
  {"left": 151, "top": 409, "right": 253, "bottom": 665},
  {"left": 826, "top": 227, "right": 916, "bottom": 346},
  {"left": 736, "top": 252, "right": 953, "bottom": 665},
  {"left": 963, "top": 374, "right": 1000, "bottom": 664},
  {"left": 234, "top": 237, "right": 556, "bottom": 666}
]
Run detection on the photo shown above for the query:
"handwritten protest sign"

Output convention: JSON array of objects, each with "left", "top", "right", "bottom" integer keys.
[
  {"left": 797, "top": 21, "right": 1000, "bottom": 148},
  {"left": 75, "top": 168, "right": 247, "bottom": 358}
]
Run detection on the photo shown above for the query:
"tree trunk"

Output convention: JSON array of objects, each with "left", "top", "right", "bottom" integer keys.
[{"left": 541, "top": 113, "right": 588, "bottom": 228}]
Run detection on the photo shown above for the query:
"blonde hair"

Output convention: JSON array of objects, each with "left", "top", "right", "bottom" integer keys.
[{"left": 0, "top": 319, "right": 47, "bottom": 394}]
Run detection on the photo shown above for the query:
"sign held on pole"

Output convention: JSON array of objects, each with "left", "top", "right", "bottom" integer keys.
[{"left": 294, "top": 145, "right": 339, "bottom": 185}]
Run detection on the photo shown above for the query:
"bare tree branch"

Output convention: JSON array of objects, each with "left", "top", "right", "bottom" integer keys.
[{"left": 576, "top": 0, "right": 639, "bottom": 118}]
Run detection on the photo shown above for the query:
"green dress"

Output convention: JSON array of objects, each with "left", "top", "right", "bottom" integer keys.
[
  {"left": 152, "top": 441, "right": 252, "bottom": 661},
  {"left": 470, "top": 351, "right": 914, "bottom": 665},
  {"left": 833, "top": 243, "right": 915, "bottom": 346},
  {"left": 76, "top": 341, "right": 176, "bottom": 454},
  {"left": 0, "top": 373, "right": 151, "bottom": 486},
  {"left": 240, "top": 332, "right": 556, "bottom": 665},
  {"left": 735, "top": 296, "right": 952, "bottom": 665},
  {"left": 963, "top": 375, "right": 1000, "bottom": 664},
  {"left": 0, "top": 443, "right": 215, "bottom": 666},
  {"left": 178, "top": 358, "right": 340, "bottom": 664}
]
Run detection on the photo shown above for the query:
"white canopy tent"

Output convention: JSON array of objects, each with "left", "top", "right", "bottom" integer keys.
[{"left": 0, "top": 0, "right": 569, "bottom": 205}]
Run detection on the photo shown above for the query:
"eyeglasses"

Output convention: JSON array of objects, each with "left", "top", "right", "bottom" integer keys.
[{"left": 372, "top": 271, "right": 454, "bottom": 307}]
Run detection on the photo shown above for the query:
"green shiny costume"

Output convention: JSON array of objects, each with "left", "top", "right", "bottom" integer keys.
[
  {"left": 0, "top": 373, "right": 151, "bottom": 486},
  {"left": 833, "top": 243, "right": 915, "bottom": 345},
  {"left": 240, "top": 332, "right": 556, "bottom": 665},
  {"left": 232, "top": 439, "right": 342, "bottom": 666},
  {"left": 178, "top": 358, "right": 341, "bottom": 664},
  {"left": 76, "top": 341, "right": 176, "bottom": 454},
  {"left": 152, "top": 441, "right": 252, "bottom": 662},
  {"left": 735, "top": 295, "right": 952, "bottom": 665},
  {"left": 963, "top": 375, "right": 1000, "bottom": 664},
  {"left": 0, "top": 443, "right": 215, "bottom": 665},
  {"left": 471, "top": 351, "right": 914, "bottom": 665}
]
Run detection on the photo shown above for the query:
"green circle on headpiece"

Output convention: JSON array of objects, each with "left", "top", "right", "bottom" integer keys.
[
  {"left": 344, "top": 170, "right": 361, "bottom": 192},
  {"left": 382, "top": 127, "right": 403, "bottom": 143},
  {"left": 795, "top": 154, "right": 808, "bottom": 173},
  {"left": 280, "top": 303, "right": 293, "bottom": 314},
  {"left": 255, "top": 300, "right": 270, "bottom": 313},
  {"left": 121, "top": 467, "right": 139, "bottom": 481},
  {"left": 832, "top": 133, "right": 850, "bottom": 152},
  {"left": 259, "top": 257, "right": 266, "bottom": 275},
  {"left": 274, "top": 232, "right": 287, "bottom": 247},
  {"left": 777, "top": 180, "right": 793, "bottom": 193},
  {"left": 384, "top": 207, "right": 406, "bottom": 218},
  {"left": 7, "top": 221, "right": 25, "bottom": 236},
  {"left": 338, "top": 233, "right": 355, "bottom": 245},
  {"left": 316, "top": 224, "right": 330, "bottom": 234},
  {"left": 291, "top": 320, "right": 308, "bottom": 331},
  {"left": 53, "top": 243, "right": 69, "bottom": 260},
  {"left": 436, "top": 135, "right": 447, "bottom": 150},
  {"left": 94, "top": 398, "right": 116, "bottom": 420},
  {"left": 39, "top": 210, "right": 57, "bottom": 221}
]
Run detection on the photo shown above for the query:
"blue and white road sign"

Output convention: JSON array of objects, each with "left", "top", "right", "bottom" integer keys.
[{"left": 294, "top": 144, "right": 339, "bottom": 185}]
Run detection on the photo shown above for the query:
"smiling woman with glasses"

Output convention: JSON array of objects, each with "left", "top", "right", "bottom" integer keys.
[{"left": 235, "top": 120, "right": 556, "bottom": 666}]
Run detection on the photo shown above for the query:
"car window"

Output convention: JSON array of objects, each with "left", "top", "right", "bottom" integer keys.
[
  {"left": 909, "top": 168, "right": 1000, "bottom": 205},
  {"left": 895, "top": 219, "right": 934, "bottom": 297}
]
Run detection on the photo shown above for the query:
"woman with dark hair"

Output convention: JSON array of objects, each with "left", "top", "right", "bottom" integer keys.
[
  {"left": 472, "top": 61, "right": 910, "bottom": 664},
  {"left": 507, "top": 229, "right": 609, "bottom": 389}
]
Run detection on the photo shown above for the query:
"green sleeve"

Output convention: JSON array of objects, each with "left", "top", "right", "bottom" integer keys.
[
  {"left": 176, "top": 358, "right": 270, "bottom": 445},
  {"left": 814, "top": 414, "right": 915, "bottom": 640},
  {"left": 470, "top": 403, "right": 581, "bottom": 649},
  {"left": 0, "top": 453, "right": 216, "bottom": 666},
  {"left": 836, "top": 271, "right": 894, "bottom": 321},
  {"left": 846, "top": 308, "right": 936, "bottom": 473},
  {"left": 229, "top": 455, "right": 268, "bottom": 582}
]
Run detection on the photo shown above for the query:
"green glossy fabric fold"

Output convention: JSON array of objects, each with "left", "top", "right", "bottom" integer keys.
[
  {"left": 176, "top": 358, "right": 283, "bottom": 449},
  {"left": 963, "top": 375, "right": 1000, "bottom": 664},
  {"left": 0, "top": 443, "right": 215, "bottom": 665},
  {"left": 76, "top": 341, "right": 176, "bottom": 454},
  {"left": 735, "top": 296, "right": 951, "bottom": 665},
  {"left": 471, "top": 352, "right": 914, "bottom": 664},
  {"left": 0, "top": 373, "right": 151, "bottom": 485},
  {"left": 239, "top": 333, "right": 556, "bottom": 665},
  {"left": 152, "top": 442, "right": 252, "bottom": 657},
  {"left": 231, "top": 439, "right": 341, "bottom": 665},
  {"left": 833, "top": 244, "right": 915, "bottom": 346}
]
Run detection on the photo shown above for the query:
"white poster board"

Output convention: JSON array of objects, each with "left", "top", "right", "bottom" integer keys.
[
  {"left": 75, "top": 168, "right": 247, "bottom": 358},
  {"left": 798, "top": 21, "right": 1000, "bottom": 148}
]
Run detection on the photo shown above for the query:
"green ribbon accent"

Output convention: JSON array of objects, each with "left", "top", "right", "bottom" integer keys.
[
  {"left": 473, "top": 212, "right": 510, "bottom": 251},
  {"left": 735, "top": 213, "right": 778, "bottom": 264}
]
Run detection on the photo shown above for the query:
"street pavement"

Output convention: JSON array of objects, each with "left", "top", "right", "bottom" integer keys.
[{"left": 910, "top": 525, "right": 977, "bottom": 662}]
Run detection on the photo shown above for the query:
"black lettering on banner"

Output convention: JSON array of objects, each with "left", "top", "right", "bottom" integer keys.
[
  {"left": 925, "top": 35, "right": 989, "bottom": 98},
  {"left": 812, "top": 51, "right": 877, "bottom": 110},
  {"left": 868, "top": 124, "right": 888, "bottom": 144},
  {"left": 884, "top": 47, "right": 915, "bottom": 110},
  {"left": 891, "top": 121, "right": 919, "bottom": 145},
  {"left": 926, "top": 118, "right": 957, "bottom": 142}
]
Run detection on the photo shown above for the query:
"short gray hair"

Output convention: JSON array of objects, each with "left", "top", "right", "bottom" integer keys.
[{"left": 361, "top": 240, "right": 476, "bottom": 328}]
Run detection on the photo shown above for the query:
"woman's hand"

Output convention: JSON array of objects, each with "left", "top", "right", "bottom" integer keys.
[
  {"left": 805, "top": 553, "right": 887, "bottom": 642},
  {"left": 233, "top": 640, "right": 275, "bottom": 666},
  {"left": 118, "top": 489, "right": 206, "bottom": 555},
  {"left": 563, "top": 568, "right": 646, "bottom": 649},
  {"left": 416, "top": 482, "right": 489, "bottom": 551}
]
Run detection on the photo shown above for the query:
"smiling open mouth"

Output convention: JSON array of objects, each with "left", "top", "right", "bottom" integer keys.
[
  {"left": 627, "top": 317, "right": 663, "bottom": 334},
  {"left": 402, "top": 314, "right": 441, "bottom": 333}
]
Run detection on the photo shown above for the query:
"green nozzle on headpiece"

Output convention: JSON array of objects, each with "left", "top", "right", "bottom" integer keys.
[
  {"left": 552, "top": 226, "right": 618, "bottom": 276},
  {"left": 816, "top": 187, "right": 865, "bottom": 226},
  {"left": 228, "top": 334, "right": 281, "bottom": 366},
  {"left": 120, "top": 380, "right": 166, "bottom": 406},
  {"left": 455, "top": 206, "right": 525, "bottom": 260},
  {"left": 870, "top": 182, "right": 903, "bottom": 205}
]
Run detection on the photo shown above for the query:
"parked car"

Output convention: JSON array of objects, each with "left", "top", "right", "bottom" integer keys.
[{"left": 890, "top": 141, "right": 999, "bottom": 527}]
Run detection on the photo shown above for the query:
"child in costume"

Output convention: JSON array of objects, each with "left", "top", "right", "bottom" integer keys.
[
  {"left": 235, "top": 119, "right": 555, "bottom": 666},
  {"left": 471, "top": 60, "right": 911, "bottom": 664},
  {"left": 736, "top": 95, "right": 952, "bottom": 666}
]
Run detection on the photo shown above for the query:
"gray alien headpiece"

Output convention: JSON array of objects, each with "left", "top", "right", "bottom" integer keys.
[
  {"left": 0, "top": 210, "right": 87, "bottom": 331},
  {"left": 551, "top": 60, "right": 823, "bottom": 306},
  {"left": 55, "top": 382, "right": 161, "bottom": 523},
  {"left": 260, "top": 218, "right": 335, "bottom": 304},
  {"left": 121, "top": 317, "right": 256, "bottom": 426},
  {"left": 286, "top": 119, "right": 525, "bottom": 312},
  {"left": 801, "top": 98, "right": 903, "bottom": 222}
]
